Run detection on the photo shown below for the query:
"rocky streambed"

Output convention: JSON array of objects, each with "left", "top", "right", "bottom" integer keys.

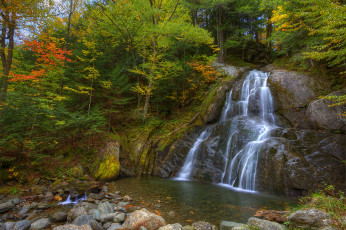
[{"left": 0, "top": 178, "right": 342, "bottom": 230}]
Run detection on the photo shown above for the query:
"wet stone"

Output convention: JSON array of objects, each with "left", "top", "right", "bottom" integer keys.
[
  {"left": 5, "top": 222, "right": 15, "bottom": 230},
  {"left": 90, "top": 220, "right": 103, "bottom": 230},
  {"left": 107, "top": 223, "right": 122, "bottom": 230},
  {"left": 103, "top": 222, "right": 112, "bottom": 229},
  {"left": 0, "top": 202, "right": 14, "bottom": 213},
  {"left": 52, "top": 212, "right": 68, "bottom": 222},
  {"left": 18, "top": 206, "right": 30, "bottom": 215},
  {"left": 14, "top": 220, "right": 31, "bottom": 230},
  {"left": 31, "top": 218, "right": 51, "bottom": 229},
  {"left": 73, "top": 215, "right": 94, "bottom": 226},
  {"left": 37, "top": 203, "right": 50, "bottom": 210},
  {"left": 220, "top": 221, "right": 247, "bottom": 230},
  {"left": 29, "top": 202, "right": 38, "bottom": 209},
  {"left": 113, "top": 213, "right": 125, "bottom": 223}
]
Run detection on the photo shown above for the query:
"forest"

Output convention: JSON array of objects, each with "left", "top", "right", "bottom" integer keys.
[
  {"left": 0, "top": 0, "right": 345, "bottom": 229},
  {"left": 0, "top": 0, "right": 345, "bottom": 179}
]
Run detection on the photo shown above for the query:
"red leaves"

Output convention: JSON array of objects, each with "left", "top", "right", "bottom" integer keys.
[{"left": 9, "top": 38, "right": 72, "bottom": 82}]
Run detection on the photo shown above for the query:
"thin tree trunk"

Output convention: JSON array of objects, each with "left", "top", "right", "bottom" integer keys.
[
  {"left": 87, "top": 78, "right": 93, "bottom": 116},
  {"left": 60, "top": 0, "right": 75, "bottom": 96},
  {"left": 143, "top": 80, "right": 153, "bottom": 121},
  {"left": 0, "top": 15, "right": 15, "bottom": 103},
  {"left": 265, "top": 13, "right": 273, "bottom": 62},
  {"left": 216, "top": 6, "right": 224, "bottom": 63}
]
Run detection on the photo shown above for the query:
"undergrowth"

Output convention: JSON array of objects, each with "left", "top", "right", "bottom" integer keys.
[{"left": 296, "top": 185, "right": 345, "bottom": 229}]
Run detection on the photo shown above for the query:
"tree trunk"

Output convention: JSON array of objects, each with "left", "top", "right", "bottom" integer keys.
[
  {"left": 216, "top": 6, "right": 224, "bottom": 63},
  {"left": 60, "top": 0, "right": 76, "bottom": 96},
  {"left": 143, "top": 80, "right": 153, "bottom": 121},
  {"left": 0, "top": 15, "right": 15, "bottom": 103},
  {"left": 265, "top": 13, "right": 273, "bottom": 62}
]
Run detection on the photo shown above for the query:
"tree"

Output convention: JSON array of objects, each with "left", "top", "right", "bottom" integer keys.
[
  {"left": 0, "top": 0, "right": 46, "bottom": 103},
  {"left": 271, "top": 0, "right": 346, "bottom": 70},
  {"left": 96, "top": 0, "right": 213, "bottom": 120}
]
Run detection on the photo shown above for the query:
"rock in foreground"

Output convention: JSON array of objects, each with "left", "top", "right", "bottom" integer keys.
[{"left": 123, "top": 208, "right": 166, "bottom": 230}]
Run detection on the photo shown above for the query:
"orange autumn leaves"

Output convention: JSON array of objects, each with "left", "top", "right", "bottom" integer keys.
[
  {"left": 170, "top": 60, "right": 217, "bottom": 108},
  {"left": 9, "top": 38, "right": 72, "bottom": 82}
]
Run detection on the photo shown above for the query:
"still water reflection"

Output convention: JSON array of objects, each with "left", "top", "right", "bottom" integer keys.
[{"left": 111, "top": 176, "right": 295, "bottom": 226}]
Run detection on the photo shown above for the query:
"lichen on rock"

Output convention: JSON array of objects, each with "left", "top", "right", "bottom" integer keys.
[{"left": 94, "top": 141, "right": 120, "bottom": 181}]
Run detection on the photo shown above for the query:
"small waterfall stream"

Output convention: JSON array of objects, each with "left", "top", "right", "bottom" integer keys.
[{"left": 175, "top": 70, "right": 275, "bottom": 191}]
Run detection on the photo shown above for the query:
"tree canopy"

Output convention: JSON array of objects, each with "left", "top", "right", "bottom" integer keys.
[{"left": 0, "top": 0, "right": 344, "bottom": 164}]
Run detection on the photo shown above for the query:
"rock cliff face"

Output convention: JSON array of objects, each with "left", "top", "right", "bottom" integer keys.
[{"left": 155, "top": 65, "right": 346, "bottom": 196}]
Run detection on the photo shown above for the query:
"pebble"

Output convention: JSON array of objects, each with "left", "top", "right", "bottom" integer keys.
[
  {"left": 30, "top": 202, "right": 38, "bottom": 209},
  {"left": 168, "top": 211, "right": 176, "bottom": 218},
  {"left": 37, "top": 203, "right": 50, "bottom": 210}
]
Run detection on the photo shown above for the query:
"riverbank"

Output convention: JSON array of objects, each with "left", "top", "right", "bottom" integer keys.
[{"left": 0, "top": 177, "right": 344, "bottom": 230}]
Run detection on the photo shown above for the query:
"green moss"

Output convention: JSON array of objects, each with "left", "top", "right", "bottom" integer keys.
[{"left": 94, "top": 153, "right": 120, "bottom": 181}]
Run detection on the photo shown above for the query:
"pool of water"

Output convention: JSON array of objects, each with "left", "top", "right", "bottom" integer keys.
[{"left": 110, "top": 176, "right": 295, "bottom": 226}]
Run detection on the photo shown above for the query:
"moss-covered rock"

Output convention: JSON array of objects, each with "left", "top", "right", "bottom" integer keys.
[{"left": 94, "top": 141, "right": 120, "bottom": 181}]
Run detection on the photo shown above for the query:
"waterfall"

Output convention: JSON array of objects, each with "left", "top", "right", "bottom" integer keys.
[
  {"left": 176, "top": 70, "right": 275, "bottom": 192},
  {"left": 175, "top": 130, "right": 211, "bottom": 180}
]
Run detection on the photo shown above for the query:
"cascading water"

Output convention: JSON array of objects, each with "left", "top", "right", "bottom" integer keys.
[
  {"left": 175, "top": 70, "right": 276, "bottom": 191},
  {"left": 176, "top": 130, "right": 211, "bottom": 180}
]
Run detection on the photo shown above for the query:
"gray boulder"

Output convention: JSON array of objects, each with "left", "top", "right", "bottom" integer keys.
[
  {"left": 100, "top": 213, "right": 117, "bottom": 224},
  {"left": 30, "top": 218, "right": 51, "bottom": 229},
  {"left": 288, "top": 209, "right": 332, "bottom": 229},
  {"left": 18, "top": 205, "right": 30, "bottom": 215},
  {"left": 89, "top": 220, "right": 103, "bottom": 230},
  {"left": 14, "top": 220, "right": 31, "bottom": 230},
  {"left": 122, "top": 208, "right": 165, "bottom": 230},
  {"left": 98, "top": 202, "right": 114, "bottom": 215},
  {"left": 192, "top": 221, "right": 216, "bottom": 230},
  {"left": 158, "top": 224, "right": 182, "bottom": 230},
  {"left": 53, "top": 224, "right": 93, "bottom": 230},
  {"left": 107, "top": 223, "right": 122, "bottom": 230},
  {"left": 103, "top": 222, "right": 112, "bottom": 229},
  {"left": 113, "top": 213, "right": 126, "bottom": 223},
  {"left": 67, "top": 207, "right": 88, "bottom": 221},
  {"left": 73, "top": 215, "right": 94, "bottom": 226},
  {"left": 5, "top": 222, "right": 15, "bottom": 230},
  {"left": 182, "top": 226, "right": 193, "bottom": 230},
  {"left": 0, "top": 202, "right": 14, "bottom": 213},
  {"left": 248, "top": 217, "right": 285, "bottom": 230},
  {"left": 220, "top": 221, "right": 247, "bottom": 230},
  {"left": 0, "top": 222, "right": 5, "bottom": 230},
  {"left": 52, "top": 212, "right": 68, "bottom": 222},
  {"left": 306, "top": 90, "right": 346, "bottom": 131}
]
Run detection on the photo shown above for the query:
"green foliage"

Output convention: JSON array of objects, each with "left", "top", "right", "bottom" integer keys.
[
  {"left": 10, "top": 187, "right": 18, "bottom": 195},
  {"left": 271, "top": 0, "right": 346, "bottom": 70}
]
